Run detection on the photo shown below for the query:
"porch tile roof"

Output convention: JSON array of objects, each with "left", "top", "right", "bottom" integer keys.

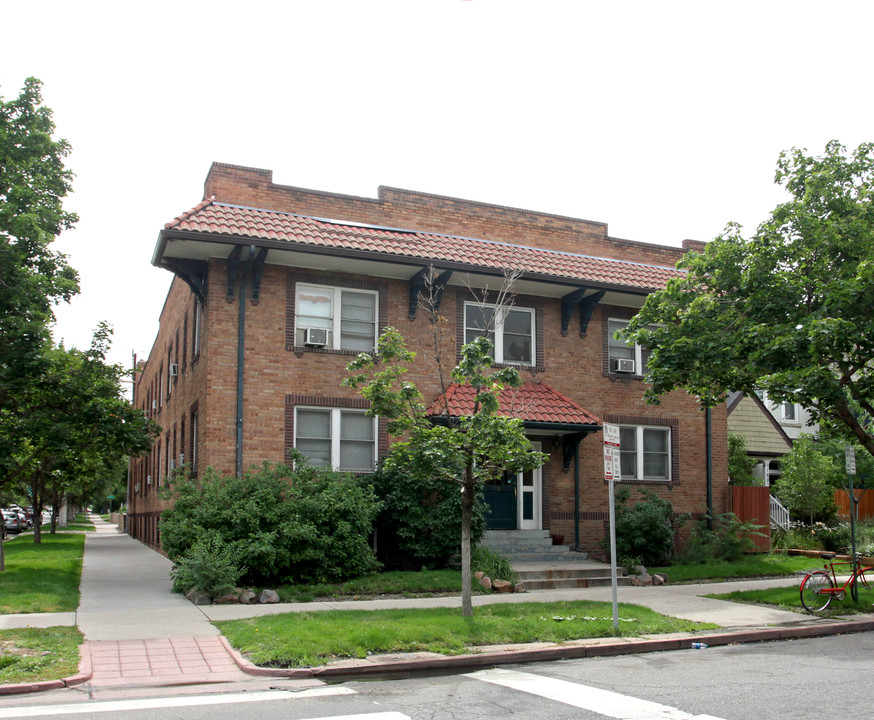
[
  {"left": 163, "top": 200, "right": 684, "bottom": 292},
  {"left": 426, "top": 381, "right": 601, "bottom": 428}
]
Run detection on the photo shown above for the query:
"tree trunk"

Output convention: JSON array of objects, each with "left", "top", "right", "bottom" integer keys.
[{"left": 460, "top": 467, "right": 475, "bottom": 617}]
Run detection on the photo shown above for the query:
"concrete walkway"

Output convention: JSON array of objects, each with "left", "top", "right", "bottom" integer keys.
[{"left": 2, "top": 514, "right": 872, "bottom": 694}]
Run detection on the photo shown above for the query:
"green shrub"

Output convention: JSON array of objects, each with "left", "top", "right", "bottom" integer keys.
[
  {"left": 675, "top": 512, "right": 764, "bottom": 564},
  {"left": 728, "top": 433, "right": 759, "bottom": 486},
  {"left": 161, "top": 457, "right": 382, "bottom": 587},
  {"left": 170, "top": 535, "right": 244, "bottom": 596},
  {"left": 604, "top": 488, "right": 676, "bottom": 567},
  {"left": 772, "top": 524, "right": 824, "bottom": 551},
  {"left": 372, "top": 466, "right": 485, "bottom": 570},
  {"left": 472, "top": 545, "right": 516, "bottom": 583}
]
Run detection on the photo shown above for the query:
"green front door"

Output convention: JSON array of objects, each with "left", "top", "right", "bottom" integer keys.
[{"left": 484, "top": 473, "right": 516, "bottom": 529}]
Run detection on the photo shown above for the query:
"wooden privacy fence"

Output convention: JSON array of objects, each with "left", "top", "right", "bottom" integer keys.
[
  {"left": 729, "top": 486, "right": 771, "bottom": 552},
  {"left": 835, "top": 489, "right": 874, "bottom": 521}
]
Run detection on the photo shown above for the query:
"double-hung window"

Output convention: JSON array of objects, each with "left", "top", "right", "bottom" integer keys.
[
  {"left": 618, "top": 425, "right": 670, "bottom": 481},
  {"left": 464, "top": 303, "right": 535, "bottom": 365},
  {"left": 296, "top": 284, "right": 378, "bottom": 352},
  {"left": 607, "top": 319, "right": 650, "bottom": 375},
  {"left": 294, "top": 407, "right": 376, "bottom": 472}
]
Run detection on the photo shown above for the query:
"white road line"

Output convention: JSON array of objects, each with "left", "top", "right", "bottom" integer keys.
[
  {"left": 0, "top": 686, "right": 357, "bottom": 718},
  {"left": 466, "top": 668, "right": 725, "bottom": 720}
]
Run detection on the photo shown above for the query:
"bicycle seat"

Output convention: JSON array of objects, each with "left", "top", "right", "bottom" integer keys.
[{"left": 820, "top": 553, "right": 836, "bottom": 560}]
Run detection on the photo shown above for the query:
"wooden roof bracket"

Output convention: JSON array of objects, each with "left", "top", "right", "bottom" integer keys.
[{"left": 408, "top": 267, "right": 453, "bottom": 319}]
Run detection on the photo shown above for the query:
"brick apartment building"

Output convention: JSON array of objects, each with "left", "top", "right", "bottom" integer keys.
[{"left": 127, "top": 163, "right": 728, "bottom": 556}]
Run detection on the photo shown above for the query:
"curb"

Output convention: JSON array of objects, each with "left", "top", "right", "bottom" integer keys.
[
  {"left": 222, "top": 617, "right": 874, "bottom": 682},
  {"left": 0, "top": 642, "right": 92, "bottom": 696}
]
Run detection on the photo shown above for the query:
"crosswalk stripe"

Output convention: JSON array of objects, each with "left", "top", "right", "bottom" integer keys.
[
  {"left": 0, "top": 686, "right": 357, "bottom": 718},
  {"left": 466, "top": 668, "right": 725, "bottom": 720}
]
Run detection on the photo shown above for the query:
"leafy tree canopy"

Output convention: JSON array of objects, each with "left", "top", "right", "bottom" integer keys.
[
  {"left": 625, "top": 141, "right": 874, "bottom": 458},
  {"left": 1, "top": 324, "right": 159, "bottom": 543},
  {"left": 0, "top": 78, "right": 79, "bottom": 406}
]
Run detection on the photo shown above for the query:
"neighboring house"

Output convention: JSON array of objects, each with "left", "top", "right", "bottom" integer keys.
[
  {"left": 754, "top": 390, "right": 820, "bottom": 442},
  {"left": 127, "top": 162, "right": 729, "bottom": 557},
  {"left": 726, "top": 392, "right": 793, "bottom": 486}
]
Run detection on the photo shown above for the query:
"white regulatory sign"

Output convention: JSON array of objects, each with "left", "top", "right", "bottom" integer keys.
[
  {"left": 846, "top": 446, "right": 856, "bottom": 475},
  {"left": 603, "top": 423, "right": 620, "bottom": 447}
]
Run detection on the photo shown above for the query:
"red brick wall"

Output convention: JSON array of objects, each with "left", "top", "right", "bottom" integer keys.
[{"left": 203, "top": 163, "right": 690, "bottom": 266}]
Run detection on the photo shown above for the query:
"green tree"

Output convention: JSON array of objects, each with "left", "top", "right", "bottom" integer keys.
[
  {"left": 0, "top": 78, "right": 79, "bottom": 416},
  {"left": 0, "top": 78, "right": 79, "bottom": 516},
  {"left": 344, "top": 327, "right": 546, "bottom": 616},
  {"left": 777, "top": 434, "right": 839, "bottom": 526},
  {"left": 624, "top": 141, "right": 874, "bottom": 461},
  {"left": 727, "top": 433, "right": 759, "bottom": 486},
  {"left": 4, "top": 325, "right": 158, "bottom": 546}
]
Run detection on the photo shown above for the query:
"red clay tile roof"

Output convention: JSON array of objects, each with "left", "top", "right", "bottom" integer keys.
[
  {"left": 426, "top": 381, "right": 601, "bottom": 428},
  {"left": 162, "top": 200, "right": 684, "bottom": 292}
]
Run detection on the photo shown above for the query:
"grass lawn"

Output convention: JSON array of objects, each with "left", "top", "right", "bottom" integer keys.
[
  {"left": 278, "top": 569, "right": 468, "bottom": 602},
  {"left": 217, "top": 600, "right": 716, "bottom": 668},
  {"left": 0, "top": 533, "right": 85, "bottom": 613},
  {"left": 708, "top": 577, "right": 874, "bottom": 616},
  {"left": 651, "top": 553, "right": 815, "bottom": 583},
  {"left": 0, "top": 627, "right": 83, "bottom": 686}
]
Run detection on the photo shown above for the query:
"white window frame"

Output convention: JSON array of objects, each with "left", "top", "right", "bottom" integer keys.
[
  {"left": 295, "top": 283, "right": 378, "bottom": 352},
  {"left": 294, "top": 407, "right": 377, "bottom": 472},
  {"left": 781, "top": 401, "right": 799, "bottom": 423},
  {"left": 618, "top": 424, "right": 671, "bottom": 482},
  {"left": 608, "top": 318, "right": 649, "bottom": 376},
  {"left": 463, "top": 302, "right": 536, "bottom": 366}
]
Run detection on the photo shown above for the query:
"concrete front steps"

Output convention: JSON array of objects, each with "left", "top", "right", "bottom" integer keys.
[{"left": 480, "top": 530, "right": 632, "bottom": 590}]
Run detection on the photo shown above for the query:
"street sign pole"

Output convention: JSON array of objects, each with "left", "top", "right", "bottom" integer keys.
[
  {"left": 603, "top": 423, "right": 621, "bottom": 631},
  {"left": 846, "top": 446, "right": 857, "bottom": 597}
]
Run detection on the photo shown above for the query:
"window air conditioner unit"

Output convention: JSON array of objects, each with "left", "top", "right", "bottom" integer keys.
[
  {"left": 305, "top": 327, "right": 328, "bottom": 346},
  {"left": 146, "top": 475, "right": 152, "bottom": 486},
  {"left": 152, "top": 399, "right": 157, "bottom": 410},
  {"left": 611, "top": 358, "right": 635, "bottom": 373},
  {"left": 169, "top": 363, "right": 178, "bottom": 378}
]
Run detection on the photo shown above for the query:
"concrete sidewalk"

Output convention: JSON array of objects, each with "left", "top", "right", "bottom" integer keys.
[{"left": 2, "top": 514, "right": 873, "bottom": 695}]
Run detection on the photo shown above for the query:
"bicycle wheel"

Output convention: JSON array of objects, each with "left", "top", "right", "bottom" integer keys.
[{"left": 800, "top": 571, "right": 834, "bottom": 612}]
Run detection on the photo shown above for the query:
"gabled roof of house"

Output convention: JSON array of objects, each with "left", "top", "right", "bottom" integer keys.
[
  {"left": 161, "top": 200, "right": 685, "bottom": 292},
  {"left": 425, "top": 380, "right": 602, "bottom": 430}
]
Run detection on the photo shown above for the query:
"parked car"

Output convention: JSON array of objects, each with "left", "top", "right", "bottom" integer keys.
[{"left": 2, "top": 510, "right": 24, "bottom": 534}]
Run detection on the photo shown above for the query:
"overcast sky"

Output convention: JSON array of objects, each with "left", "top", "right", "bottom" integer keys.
[{"left": 3, "top": 1, "right": 871, "bottom": 372}]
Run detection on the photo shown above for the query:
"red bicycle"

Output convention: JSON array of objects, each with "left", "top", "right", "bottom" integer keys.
[{"left": 799, "top": 552, "right": 873, "bottom": 613}]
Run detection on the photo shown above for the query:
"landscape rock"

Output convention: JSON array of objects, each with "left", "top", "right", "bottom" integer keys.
[
  {"left": 258, "top": 589, "right": 280, "bottom": 604},
  {"left": 239, "top": 589, "right": 258, "bottom": 604},
  {"left": 478, "top": 575, "right": 492, "bottom": 590},
  {"left": 631, "top": 572, "right": 653, "bottom": 586},
  {"left": 214, "top": 592, "right": 240, "bottom": 604},
  {"left": 652, "top": 573, "right": 668, "bottom": 586},
  {"left": 492, "top": 579, "right": 513, "bottom": 593},
  {"left": 474, "top": 571, "right": 484, "bottom": 581},
  {"left": 514, "top": 582, "right": 527, "bottom": 593},
  {"left": 186, "top": 590, "right": 212, "bottom": 605}
]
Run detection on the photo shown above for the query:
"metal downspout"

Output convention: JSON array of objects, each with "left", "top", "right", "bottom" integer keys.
[
  {"left": 706, "top": 406, "right": 713, "bottom": 529},
  {"left": 235, "top": 246, "right": 257, "bottom": 477},
  {"left": 574, "top": 439, "right": 581, "bottom": 551}
]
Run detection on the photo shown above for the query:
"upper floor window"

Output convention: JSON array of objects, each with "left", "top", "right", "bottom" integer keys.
[
  {"left": 294, "top": 407, "right": 376, "bottom": 472},
  {"left": 464, "top": 303, "right": 535, "bottom": 365},
  {"left": 608, "top": 319, "right": 650, "bottom": 376},
  {"left": 619, "top": 425, "right": 670, "bottom": 481},
  {"left": 296, "top": 284, "right": 377, "bottom": 352},
  {"left": 756, "top": 390, "right": 800, "bottom": 424}
]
